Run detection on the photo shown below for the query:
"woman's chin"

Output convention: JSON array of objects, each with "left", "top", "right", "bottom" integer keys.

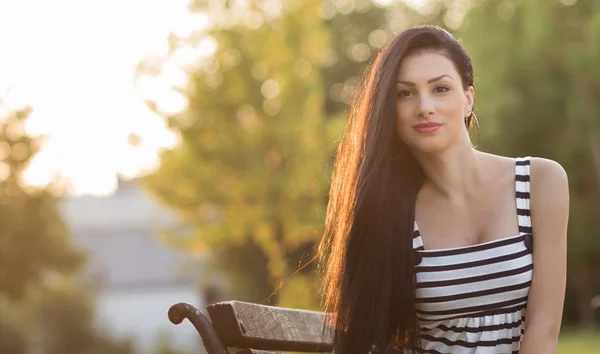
[{"left": 409, "top": 140, "right": 449, "bottom": 154}]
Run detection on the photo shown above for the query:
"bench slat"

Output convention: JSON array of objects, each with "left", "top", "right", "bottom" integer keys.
[{"left": 207, "top": 301, "right": 334, "bottom": 352}]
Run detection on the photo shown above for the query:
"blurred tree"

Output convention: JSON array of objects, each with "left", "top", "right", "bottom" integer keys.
[
  {"left": 0, "top": 99, "right": 134, "bottom": 353},
  {"left": 0, "top": 102, "right": 84, "bottom": 299},
  {"left": 140, "top": 0, "right": 387, "bottom": 308},
  {"left": 458, "top": 0, "right": 600, "bottom": 326},
  {"left": 144, "top": 0, "right": 340, "bottom": 307}
]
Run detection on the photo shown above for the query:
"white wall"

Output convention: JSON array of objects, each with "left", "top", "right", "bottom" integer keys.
[{"left": 61, "top": 180, "right": 209, "bottom": 353}]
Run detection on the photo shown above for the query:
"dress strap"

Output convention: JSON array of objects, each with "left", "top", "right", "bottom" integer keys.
[
  {"left": 515, "top": 157, "right": 533, "bottom": 234},
  {"left": 413, "top": 221, "right": 424, "bottom": 250}
]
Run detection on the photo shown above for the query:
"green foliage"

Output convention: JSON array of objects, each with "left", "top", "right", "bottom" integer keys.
[{"left": 148, "top": 0, "right": 335, "bottom": 306}]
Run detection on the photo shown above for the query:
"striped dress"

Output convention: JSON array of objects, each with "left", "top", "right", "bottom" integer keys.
[{"left": 412, "top": 157, "right": 534, "bottom": 354}]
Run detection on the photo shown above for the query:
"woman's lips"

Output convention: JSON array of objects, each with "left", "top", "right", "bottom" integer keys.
[{"left": 414, "top": 122, "right": 442, "bottom": 133}]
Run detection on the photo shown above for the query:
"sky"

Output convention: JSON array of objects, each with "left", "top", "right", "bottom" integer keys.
[
  {"left": 0, "top": 0, "right": 429, "bottom": 197},
  {"left": 0, "top": 0, "right": 206, "bottom": 196}
]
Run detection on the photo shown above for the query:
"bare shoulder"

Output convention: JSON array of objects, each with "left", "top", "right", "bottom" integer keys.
[
  {"left": 529, "top": 157, "right": 569, "bottom": 193},
  {"left": 529, "top": 157, "right": 569, "bottom": 235},
  {"left": 478, "top": 153, "right": 569, "bottom": 194}
]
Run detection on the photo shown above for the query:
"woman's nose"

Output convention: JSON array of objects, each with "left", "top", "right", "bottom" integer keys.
[{"left": 417, "top": 94, "right": 435, "bottom": 116}]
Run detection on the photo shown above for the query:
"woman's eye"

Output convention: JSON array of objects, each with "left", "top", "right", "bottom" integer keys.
[
  {"left": 433, "top": 86, "right": 449, "bottom": 93},
  {"left": 398, "top": 90, "right": 413, "bottom": 97}
]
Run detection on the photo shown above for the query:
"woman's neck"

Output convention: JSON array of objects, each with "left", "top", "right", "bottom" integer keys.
[{"left": 412, "top": 142, "right": 485, "bottom": 201}]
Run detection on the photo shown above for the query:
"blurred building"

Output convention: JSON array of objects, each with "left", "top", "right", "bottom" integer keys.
[{"left": 60, "top": 178, "right": 206, "bottom": 353}]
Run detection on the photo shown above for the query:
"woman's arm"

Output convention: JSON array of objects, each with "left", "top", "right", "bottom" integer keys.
[{"left": 518, "top": 157, "right": 569, "bottom": 354}]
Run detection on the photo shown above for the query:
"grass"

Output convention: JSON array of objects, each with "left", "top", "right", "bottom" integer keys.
[{"left": 557, "top": 329, "right": 600, "bottom": 354}]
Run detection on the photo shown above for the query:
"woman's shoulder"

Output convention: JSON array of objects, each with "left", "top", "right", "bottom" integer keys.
[
  {"left": 480, "top": 153, "right": 568, "bottom": 191},
  {"left": 528, "top": 157, "right": 567, "bottom": 177},
  {"left": 528, "top": 156, "right": 569, "bottom": 198},
  {"left": 527, "top": 157, "right": 569, "bottom": 244},
  {"left": 482, "top": 153, "right": 567, "bottom": 177}
]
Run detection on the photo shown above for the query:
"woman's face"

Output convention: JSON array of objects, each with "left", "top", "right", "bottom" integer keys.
[{"left": 395, "top": 50, "right": 474, "bottom": 153}]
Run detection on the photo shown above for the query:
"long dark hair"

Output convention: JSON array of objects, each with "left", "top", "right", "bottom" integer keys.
[{"left": 318, "top": 26, "right": 475, "bottom": 353}]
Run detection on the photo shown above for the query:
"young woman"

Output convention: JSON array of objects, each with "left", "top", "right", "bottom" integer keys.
[{"left": 318, "top": 26, "right": 569, "bottom": 353}]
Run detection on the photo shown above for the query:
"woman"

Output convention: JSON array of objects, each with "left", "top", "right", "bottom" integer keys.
[{"left": 318, "top": 26, "right": 569, "bottom": 353}]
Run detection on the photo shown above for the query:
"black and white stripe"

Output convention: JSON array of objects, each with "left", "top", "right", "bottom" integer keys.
[{"left": 412, "top": 157, "right": 533, "bottom": 354}]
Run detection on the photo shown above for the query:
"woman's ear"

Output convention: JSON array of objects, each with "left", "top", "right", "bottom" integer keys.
[{"left": 465, "top": 86, "right": 475, "bottom": 116}]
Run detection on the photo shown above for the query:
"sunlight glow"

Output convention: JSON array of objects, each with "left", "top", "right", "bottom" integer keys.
[{"left": 0, "top": 0, "right": 194, "bottom": 196}]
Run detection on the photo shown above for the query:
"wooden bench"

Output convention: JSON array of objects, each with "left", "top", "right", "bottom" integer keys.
[{"left": 168, "top": 301, "right": 334, "bottom": 353}]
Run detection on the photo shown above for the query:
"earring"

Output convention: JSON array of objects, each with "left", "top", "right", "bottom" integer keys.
[{"left": 467, "top": 112, "right": 480, "bottom": 149}]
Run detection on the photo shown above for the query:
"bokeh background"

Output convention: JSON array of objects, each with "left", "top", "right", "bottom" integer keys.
[{"left": 1, "top": 0, "right": 599, "bottom": 353}]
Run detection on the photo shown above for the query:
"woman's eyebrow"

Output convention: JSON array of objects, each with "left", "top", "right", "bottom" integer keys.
[{"left": 396, "top": 74, "right": 454, "bottom": 86}]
